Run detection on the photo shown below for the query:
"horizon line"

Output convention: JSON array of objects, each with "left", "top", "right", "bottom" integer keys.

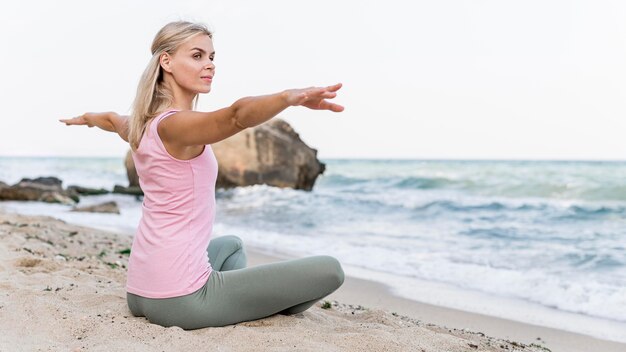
[{"left": 1, "top": 154, "right": 626, "bottom": 163}]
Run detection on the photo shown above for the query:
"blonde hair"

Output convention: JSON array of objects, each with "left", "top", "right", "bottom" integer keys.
[{"left": 128, "top": 21, "right": 212, "bottom": 150}]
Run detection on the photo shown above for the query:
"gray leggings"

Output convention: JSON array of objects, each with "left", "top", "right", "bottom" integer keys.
[{"left": 127, "top": 235, "right": 345, "bottom": 329}]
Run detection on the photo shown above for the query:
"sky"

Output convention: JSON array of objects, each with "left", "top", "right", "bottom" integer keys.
[{"left": 2, "top": 0, "right": 626, "bottom": 160}]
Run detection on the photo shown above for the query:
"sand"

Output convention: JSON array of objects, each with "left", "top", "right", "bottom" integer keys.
[{"left": 0, "top": 209, "right": 622, "bottom": 352}]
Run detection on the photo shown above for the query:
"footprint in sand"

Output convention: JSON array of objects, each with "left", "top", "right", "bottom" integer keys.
[
  {"left": 13, "top": 257, "right": 61, "bottom": 273},
  {"left": 14, "top": 257, "right": 42, "bottom": 268}
]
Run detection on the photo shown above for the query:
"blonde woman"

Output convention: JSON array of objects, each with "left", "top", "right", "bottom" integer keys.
[{"left": 60, "top": 21, "right": 345, "bottom": 329}]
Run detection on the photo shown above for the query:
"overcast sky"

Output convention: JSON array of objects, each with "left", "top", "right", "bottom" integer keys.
[{"left": 2, "top": 0, "right": 626, "bottom": 160}]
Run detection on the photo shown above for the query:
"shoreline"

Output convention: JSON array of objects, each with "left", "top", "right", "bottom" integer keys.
[
  {"left": 248, "top": 247, "right": 626, "bottom": 352},
  {"left": 1, "top": 209, "right": 624, "bottom": 351}
]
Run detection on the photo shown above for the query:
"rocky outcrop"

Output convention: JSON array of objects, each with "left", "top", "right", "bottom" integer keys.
[
  {"left": 67, "top": 185, "right": 109, "bottom": 195},
  {"left": 120, "top": 150, "right": 142, "bottom": 196},
  {"left": 0, "top": 177, "right": 79, "bottom": 204},
  {"left": 211, "top": 119, "right": 325, "bottom": 191},
  {"left": 124, "top": 150, "right": 139, "bottom": 187},
  {"left": 112, "top": 185, "right": 143, "bottom": 196},
  {"left": 71, "top": 201, "right": 120, "bottom": 214}
]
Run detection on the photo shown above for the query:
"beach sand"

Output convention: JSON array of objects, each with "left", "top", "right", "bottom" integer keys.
[{"left": 0, "top": 210, "right": 623, "bottom": 352}]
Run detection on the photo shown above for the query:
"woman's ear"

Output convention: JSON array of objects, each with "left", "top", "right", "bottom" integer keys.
[{"left": 160, "top": 52, "right": 173, "bottom": 73}]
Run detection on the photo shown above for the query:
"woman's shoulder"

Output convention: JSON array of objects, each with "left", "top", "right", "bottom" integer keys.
[{"left": 152, "top": 109, "right": 183, "bottom": 127}]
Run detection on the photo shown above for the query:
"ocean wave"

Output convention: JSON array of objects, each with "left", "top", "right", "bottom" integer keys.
[
  {"left": 318, "top": 174, "right": 460, "bottom": 191},
  {"left": 393, "top": 176, "right": 457, "bottom": 189},
  {"left": 565, "top": 252, "right": 625, "bottom": 270},
  {"left": 553, "top": 204, "right": 626, "bottom": 221},
  {"left": 459, "top": 227, "right": 524, "bottom": 240},
  {"left": 217, "top": 180, "right": 625, "bottom": 230},
  {"left": 317, "top": 174, "right": 370, "bottom": 187},
  {"left": 409, "top": 261, "right": 626, "bottom": 324},
  {"left": 410, "top": 200, "right": 550, "bottom": 214}
]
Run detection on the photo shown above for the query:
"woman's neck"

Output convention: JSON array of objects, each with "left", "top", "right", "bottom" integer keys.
[
  {"left": 170, "top": 90, "right": 195, "bottom": 111},
  {"left": 163, "top": 76, "right": 195, "bottom": 111}
]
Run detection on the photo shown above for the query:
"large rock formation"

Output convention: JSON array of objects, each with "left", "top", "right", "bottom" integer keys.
[
  {"left": 123, "top": 118, "right": 325, "bottom": 192},
  {"left": 212, "top": 119, "right": 325, "bottom": 191}
]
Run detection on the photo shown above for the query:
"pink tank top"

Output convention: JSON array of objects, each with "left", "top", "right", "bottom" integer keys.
[{"left": 126, "top": 109, "right": 218, "bottom": 298}]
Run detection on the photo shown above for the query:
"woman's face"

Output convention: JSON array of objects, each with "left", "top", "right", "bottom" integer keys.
[{"left": 165, "top": 34, "right": 215, "bottom": 94}]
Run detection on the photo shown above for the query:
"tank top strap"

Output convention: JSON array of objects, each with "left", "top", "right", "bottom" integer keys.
[{"left": 148, "top": 109, "right": 181, "bottom": 138}]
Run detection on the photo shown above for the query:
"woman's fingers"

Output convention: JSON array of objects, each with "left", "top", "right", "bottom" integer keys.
[
  {"left": 319, "top": 100, "right": 344, "bottom": 112},
  {"left": 326, "top": 83, "right": 342, "bottom": 92},
  {"left": 59, "top": 118, "right": 75, "bottom": 125},
  {"left": 301, "top": 98, "right": 344, "bottom": 112},
  {"left": 287, "top": 83, "right": 344, "bottom": 111},
  {"left": 58, "top": 115, "right": 88, "bottom": 126}
]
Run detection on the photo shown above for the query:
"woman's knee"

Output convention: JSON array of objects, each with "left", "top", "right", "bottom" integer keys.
[
  {"left": 316, "top": 255, "right": 345, "bottom": 289},
  {"left": 220, "top": 235, "right": 244, "bottom": 249},
  {"left": 208, "top": 235, "right": 244, "bottom": 255},
  {"left": 332, "top": 257, "right": 345, "bottom": 288}
]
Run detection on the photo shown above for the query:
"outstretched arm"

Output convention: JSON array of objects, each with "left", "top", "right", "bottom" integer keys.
[
  {"left": 59, "top": 112, "right": 129, "bottom": 142},
  {"left": 159, "top": 83, "right": 344, "bottom": 147}
]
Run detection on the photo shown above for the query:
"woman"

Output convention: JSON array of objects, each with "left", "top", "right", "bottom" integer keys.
[{"left": 59, "top": 21, "right": 345, "bottom": 329}]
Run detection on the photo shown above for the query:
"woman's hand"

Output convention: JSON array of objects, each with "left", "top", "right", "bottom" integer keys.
[
  {"left": 283, "top": 83, "right": 344, "bottom": 112},
  {"left": 59, "top": 112, "right": 116, "bottom": 132},
  {"left": 59, "top": 113, "right": 93, "bottom": 127},
  {"left": 59, "top": 112, "right": 112, "bottom": 129}
]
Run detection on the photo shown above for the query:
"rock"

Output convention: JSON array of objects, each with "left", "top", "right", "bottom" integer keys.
[
  {"left": 67, "top": 185, "right": 110, "bottom": 195},
  {"left": 0, "top": 185, "right": 42, "bottom": 201},
  {"left": 39, "top": 192, "right": 77, "bottom": 205},
  {"left": 122, "top": 118, "right": 325, "bottom": 191},
  {"left": 112, "top": 185, "right": 143, "bottom": 196},
  {"left": 125, "top": 150, "right": 139, "bottom": 187},
  {"left": 0, "top": 176, "right": 78, "bottom": 203},
  {"left": 71, "top": 201, "right": 120, "bottom": 214},
  {"left": 0, "top": 181, "right": 8, "bottom": 189},
  {"left": 211, "top": 119, "right": 325, "bottom": 191},
  {"left": 17, "top": 177, "right": 63, "bottom": 192},
  {"left": 66, "top": 190, "right": 80, "bottom": 203}
]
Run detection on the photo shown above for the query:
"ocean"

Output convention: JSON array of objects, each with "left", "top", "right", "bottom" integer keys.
[{"left": 1, "top": 156, "right": 625, "bottom": 342}]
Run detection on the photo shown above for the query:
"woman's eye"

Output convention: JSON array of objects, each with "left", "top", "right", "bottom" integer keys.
[
  {"left": 193, "top": 54, "right": 201, "bottom": 59},
  {"left": 210, "top": 57, "right": 214, "bottom": 61}
]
